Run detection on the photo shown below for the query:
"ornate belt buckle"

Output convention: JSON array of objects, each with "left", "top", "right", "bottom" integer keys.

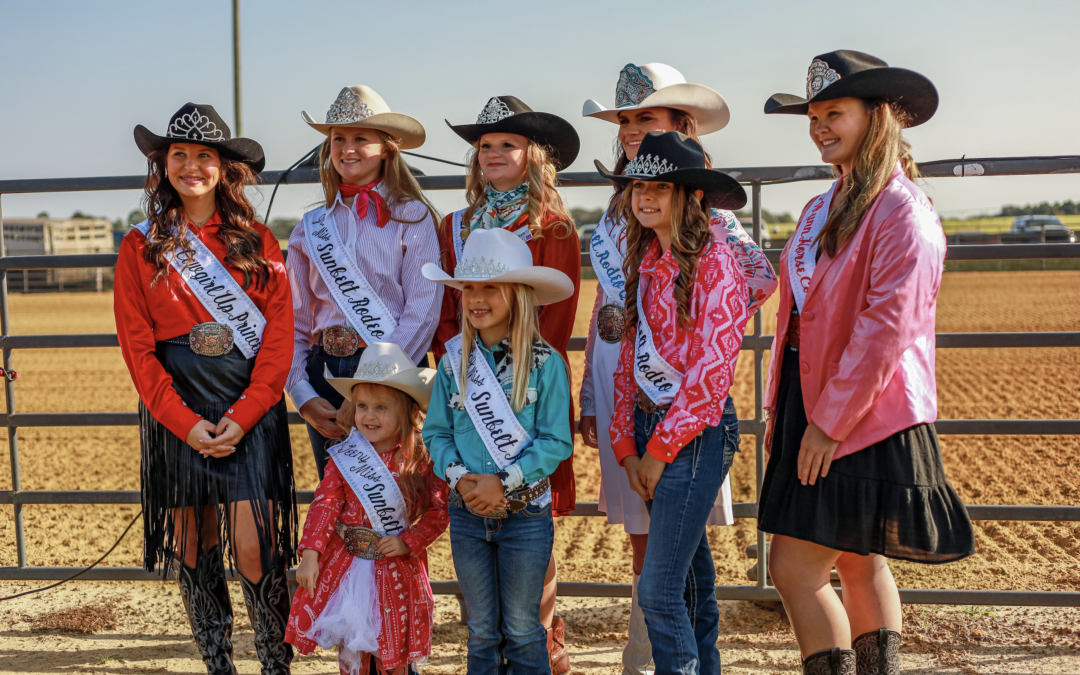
[
  {"left": 322, "top": 325, "right": 361, "bottom": 358},
  {"left": 465, "top": 502, "right": 508, "bottom": 519},
  {"left": 189, "top": 322, "right": 235, "bottom": 357},
  {"left": 335, "top": 522, "right": 384, "bottom": 560},
  {"left": 597, "top": 304, "right": 627, "bottom": 344},
  {"left": 635, "top": 389, "right": 659, "bottom": 415}
]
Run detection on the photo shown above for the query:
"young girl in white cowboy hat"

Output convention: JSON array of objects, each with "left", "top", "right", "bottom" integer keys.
[
  {"left": 599, "top": 130, "right": 750, "bottom": 675},
  {"left": 759, "top": 50, "right": 973, "bottom": 675},
  {"left": 434, "top": 95, "right": 582, "bottom": 671},
  {"left": 422, "top": 228, "right": 575, "bottom": 675},
  {"left": 287, "top": 85, "right": 444, "bottom": 480},
  {"left": 580, "top": 62, "right": 778, "bottom": 675},
  {"left": 286, "top": 342, "right": 448, "bottom": 675}
]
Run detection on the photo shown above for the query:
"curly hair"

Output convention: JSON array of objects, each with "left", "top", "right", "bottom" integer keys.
[{"left": 141, "top": 148, "right": 271, "bottom": 290}]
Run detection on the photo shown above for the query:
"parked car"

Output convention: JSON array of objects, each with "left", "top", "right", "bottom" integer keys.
[
  {"left": 738, "top": 218, "right": 773, "bottom": 248},
  {"left": 578, "top": 222, "right": 598, "bottom": 252},
  {"left": 1011, "top": 215, "right": 1076, "bottom": 243}
]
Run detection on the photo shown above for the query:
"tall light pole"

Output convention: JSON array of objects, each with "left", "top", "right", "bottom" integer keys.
[{"left": 232, "top": 0, "right": 242, "bottom": 136}]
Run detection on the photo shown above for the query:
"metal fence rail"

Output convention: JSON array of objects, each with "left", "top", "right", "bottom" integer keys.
[{"left": 2, "top": 156, "right": 1079, "bottom": 607}]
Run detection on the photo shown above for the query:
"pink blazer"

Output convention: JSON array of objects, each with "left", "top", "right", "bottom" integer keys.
[{"left": 764, "top": 166, "right": 946, "bottom": 460}]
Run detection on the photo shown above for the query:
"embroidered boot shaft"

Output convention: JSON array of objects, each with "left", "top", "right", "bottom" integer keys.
[
  {"left": 239, "top": 561, "right": 294, "bottom": 675},
  {"left": 803, "top": 648, "right": 857, "bottom": 675},
  {"left": 547, "top": 615, "right": 571, "bottom": 675},
  {"left": 853, "top": 629, "right": 901, "bottom": 675},
  {"left": 176, "top": 548, "right": 236, "bottom": 675}
]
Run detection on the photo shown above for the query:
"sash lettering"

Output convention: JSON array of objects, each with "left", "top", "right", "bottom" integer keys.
[
  {"left": 589, "top": 209, "right": 627, "bottom": 304},
  {"left": 329, "top": 428, "right": 409, "bottom": 536},
  {"left": 787, "top": 182, "right": 836, "bottom": 312},
  {"left": 303, "top": 207, "right": 399, "bottom": 344},
  {"left": 134, "top": 220, "right": 265, "bottom": 359},
  {"left": 633, "top": 278, "right": 684, "bottom": 406}
]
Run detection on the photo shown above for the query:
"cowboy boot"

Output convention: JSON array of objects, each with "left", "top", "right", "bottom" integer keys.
[
  {"left": 853, "top": 629, "right": 901, "bottom": 675},
  {"left": 547, "top": 615, "right": 571, "bottom": 675},
  {"left": 176, "top": 547, "right": 237, "bottom": 675},
  {"left": 622, "top": 573, "right": 654, "bottom": 675},
  {"left": 239, "top": 560, "right": 294, "bottom": 675},
  {"left": 802, "top": 648, "right": 857, "bottom": 675}
]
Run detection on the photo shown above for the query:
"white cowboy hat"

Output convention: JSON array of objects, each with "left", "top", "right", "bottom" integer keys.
[
  {"left": 421, "top": 228, "right": 574, "bottom": 306},
  {"left": 324, "top": 342, "right": 436, "bottom": 411},
  {"left": 302, "top": 85, "right": 427, "bottom": 149},
  {"left": 582, "top": 63, "right": 730, "bottom": 135}
]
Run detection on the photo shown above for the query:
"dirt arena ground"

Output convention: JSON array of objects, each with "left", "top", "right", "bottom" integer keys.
[{"left": 2, "top": 270, "right": 1079, "bottom": 673}]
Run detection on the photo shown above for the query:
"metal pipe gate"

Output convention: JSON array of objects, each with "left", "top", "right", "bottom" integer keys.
[{"left": 2, "top": 156, "right": 1080, "bottom": 606}]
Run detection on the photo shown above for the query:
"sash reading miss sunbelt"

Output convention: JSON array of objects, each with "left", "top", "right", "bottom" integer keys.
[
  {"left": 590, "top": 210, "right": 627, "bottom": 304},
  {"left": 134, "top": 220, "right": 265, "bottom": 359},
  {"left": 329, "top": 428, "right": 409, "bottom": 536},
  {"left": 303, "top": 207, "right": 398, "bottom": 345},
  {"left": 445, "top": 333, "right": 531, "bottom": 470},
  {"left": 634, "top": 278, "right": 684, "bottom": 407},
  {"left": 787, "top": 182, "right": 836, "bottom": 313}
]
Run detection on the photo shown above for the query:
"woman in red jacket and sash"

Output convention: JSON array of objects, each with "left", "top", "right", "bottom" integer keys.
[{"left": 115, "top": 104, "right": 297, "bottom": 675}]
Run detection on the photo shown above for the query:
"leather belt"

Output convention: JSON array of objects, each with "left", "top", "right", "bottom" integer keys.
[
  {"left": 457, "top": 477, "right": 551, "bottom": 519},
  {"left": 319, "top": 325, "right": 365, "bottom": 358},
  {"left": 165, "top": 322, "right": 235, "bottom": 357},
  {"left": 335, "top": 522, "right": 384, "bottom": 560},
  {"left": 635, "top": 389, "right": 670, "bottom": 415}
]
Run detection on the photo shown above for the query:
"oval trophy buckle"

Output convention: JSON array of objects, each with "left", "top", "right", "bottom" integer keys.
[{"left": 189, "top": 322, "right": 235, "bottom": 357}]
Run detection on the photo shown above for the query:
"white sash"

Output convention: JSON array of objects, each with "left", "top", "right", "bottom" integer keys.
[
  {"left": 633, "top": 278, "right": 684, "bottom": 406},
  {"left": 329, "top": 428, "right": 410, "bottom": 536},
  {"left": 444, "top": 333, "right": 531, "bottom": 470},
  {"left": 134, "top": 220, "right": 266, "bottom": 359},
  {"left": 452, "top": 209, "right": 533, "bottom": 263},
  {"left": 589, "top": 210, "right": 626, "bottom": 304},
  {"left": 303, "top": 207, "right": 398, "bottom": 345},
  {"left": 787, "top": 182, "right": 836, "bottom": 312}
]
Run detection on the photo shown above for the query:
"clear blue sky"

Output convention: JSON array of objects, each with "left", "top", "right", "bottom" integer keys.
[{"left": 2, "top": 0, "right": 1078, "bottom": 224}]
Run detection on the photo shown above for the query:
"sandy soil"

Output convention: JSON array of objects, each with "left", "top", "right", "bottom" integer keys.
[{"left": 2, "top": 270, "right": 1079, "bottom": 673}]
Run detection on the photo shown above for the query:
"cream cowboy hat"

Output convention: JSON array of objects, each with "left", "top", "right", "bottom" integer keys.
[
  {"left": 421, "top": 228, "right": 574, "bottom": 306},
  {"left": 324, "top": 342, "right": 436, "bottom": 411},
  {"left": 582, "top": 63, "right": 730, "bottom": 135},
  {"left": 302, "top": 85, "right": 427, "bottom": 149}
]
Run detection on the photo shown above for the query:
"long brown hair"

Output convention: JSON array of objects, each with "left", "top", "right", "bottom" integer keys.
[
  {"left": 816, "top": 101, "right": 918, "bottom": 257},
  {"left": 460, "top": 140, "right": 575, "bottom": 241},
  {"left": 621, "top": 184, "right": 712, "bottom": 330},
  {"left": 345, "top": 383, "right": 432, "bottom": 523},
  {"left": 608, "top": 108, "right": 710, "bottom": 214},
  {"left": 318, "top": 129, "right": 441, "bottom": 225},
  {"left": 142, "top": 148, "right": 271, "bottom": 289}
]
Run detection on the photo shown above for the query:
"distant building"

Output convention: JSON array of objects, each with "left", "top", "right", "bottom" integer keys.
[{"left": 2, "top": 218, "right": 114, "bottom": 292}]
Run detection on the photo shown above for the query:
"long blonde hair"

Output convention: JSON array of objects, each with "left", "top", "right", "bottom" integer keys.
[
  {"left": 460, "top": 140, "right": 574, "bottom": 241},
  {"left": 621, "top": 184, "right": 712, "bottom": 330},
  {"left": 458, "top": 283, "right": 543, "bottom": 412},
  {"left": 816, "top": 101, "right": 919, "bottom": 257},
  {"left": 318, "top": 129, "right": 441, "bottom": 225}
]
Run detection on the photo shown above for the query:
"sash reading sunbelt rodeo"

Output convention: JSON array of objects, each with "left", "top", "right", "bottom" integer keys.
[
  {"left": 590, "top": 210, "right": 627, "bottom": 304},
  {"left": 788, "top": 181, "right": 836, "bottom": 313},
  {"left": 634, "top": 277, "right": 684, "bottom": 406},
  {"left": 329, "top": 428, "right": 409, "bottom": 536},
  {"left": 134, "top": 220, "right": 265, "bottom": 359},
  {"left": 304, "top": 207, "right": 398, "bottom": 345},
  {"left": 445, "top": 333, "right": 531, "bottom": 470}
]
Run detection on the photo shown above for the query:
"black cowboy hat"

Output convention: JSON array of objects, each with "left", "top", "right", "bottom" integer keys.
[
  {"left": 595, "top": 131, "right": 746, "bottom": 211},
  {"left": 447, "top": 96, "right": 580, "bottom": 170},
  {"left": 764, "top": 50, "right": 938, "bottom": 127},
  {"left": 134, "top": 103, "right": 266, "bottom": 173}
]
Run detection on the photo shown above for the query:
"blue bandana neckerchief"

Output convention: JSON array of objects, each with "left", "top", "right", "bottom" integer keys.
[{"left": 469, "top": 182, "right": 530, "bottom": 232}]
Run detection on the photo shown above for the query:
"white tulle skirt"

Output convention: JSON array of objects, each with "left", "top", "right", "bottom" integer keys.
[{"left": 303, "top": 556, "right": 382, "bottom": 675}]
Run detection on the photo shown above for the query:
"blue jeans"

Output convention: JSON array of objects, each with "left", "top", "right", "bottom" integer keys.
[
  {"left": 449, "top": 490, "right": 554, "bottom": 675},
  {"left": 636, "top": 397, "right": 739, "bottom": 675}
]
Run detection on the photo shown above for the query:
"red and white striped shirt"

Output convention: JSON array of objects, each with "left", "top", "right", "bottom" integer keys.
[
  {"left": 286, "top": 185, "right": 443, "bottom": 408},
  {"left": 610, "top": 238, "right": 749, "bottom": 463}
]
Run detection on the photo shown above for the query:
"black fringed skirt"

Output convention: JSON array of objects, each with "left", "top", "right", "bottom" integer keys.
[
  {"left": 140, "top": 341, "right": 297, "bottom": 574},
  {"left": 757, "top": 348, "right": 975, "bottom": 564}
]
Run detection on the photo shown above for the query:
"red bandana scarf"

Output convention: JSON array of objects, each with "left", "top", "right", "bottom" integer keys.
[{"left": 339, "top": 180, "right": 390, "bottom": 227}]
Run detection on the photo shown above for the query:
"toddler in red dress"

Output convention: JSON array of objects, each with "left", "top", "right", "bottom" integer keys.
[{"left": 286, "top": 342, "right": 448, "bottom": 675}]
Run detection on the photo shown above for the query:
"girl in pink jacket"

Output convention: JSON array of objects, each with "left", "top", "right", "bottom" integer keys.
[{"left": 757, "top": 51, "right": 974, "bottom": 675}]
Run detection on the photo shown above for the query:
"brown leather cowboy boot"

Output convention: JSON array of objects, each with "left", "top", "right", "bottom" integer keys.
[
  {"left": 802, "top": 647, "right": 856, "bottom": 675},
  {"left": 547, "top": 615, "right": 571, "bottom": 675},
  {"left": 853, "top": 629, "right": 901, "bottom": 674}
]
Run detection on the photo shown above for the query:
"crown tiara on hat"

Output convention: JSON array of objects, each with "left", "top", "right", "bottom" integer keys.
[
  {"left": 325, "top": 88, "right": 375, "bottom": 125},
  {"left": 477, "top": 97, "right": 515, "bottom": 124},
  {"left": 806, "top": 59, "right": 842, "bottom": 99},
  {"left": 615, "top": 64, "right": 657, "bottom": 108},
  {"left": 353, "top": 358, "right": 399, "bottom": 381},
  {"left": 624, "top": 153, "right": 679, "bottom": 177},
  {"left": 168, "top": 108, "right": 225, "bottom": 142},
  {"left": 454, "top": 256, "right": 510, "bottom": 279}
]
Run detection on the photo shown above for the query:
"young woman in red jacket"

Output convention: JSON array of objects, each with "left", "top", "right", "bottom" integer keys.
[{"left": 115, "top": 104, "right": 297, "bottom": 675}]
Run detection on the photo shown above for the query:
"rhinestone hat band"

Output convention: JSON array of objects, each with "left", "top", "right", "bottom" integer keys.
[
  {"left": 354, "top": 359, "right": 398, "bottom": 381},
  {"left": 168, "top": 108, "right": 225, "bottom": 142},
  {"left": 326, "top": 88, "right": 374, "bottom": 124},
  {"left": 624, "top": 153, "right": 678, "bottom": 177},
  {"left": 454, "top": 256, "right": 510, "bottom": 279},
  {"left": 615, "top": 64, "right": 656, "bottom": 108},
  {"left": 476, "top": 97, "right": 514, "bottom": 124},
  {"left": 806, "top": 59, "right": 841, "bottom": 99}
]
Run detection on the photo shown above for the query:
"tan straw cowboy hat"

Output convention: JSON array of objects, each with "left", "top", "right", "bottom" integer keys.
[
  {"left": 324, "top": 342, "right": 436, "bottom": 411},
  {"left": 302, "top": 85, "right": 427, "bottom": 149},
  {"left": 582, "top": 63, "right": 730, "bottom": 135}
]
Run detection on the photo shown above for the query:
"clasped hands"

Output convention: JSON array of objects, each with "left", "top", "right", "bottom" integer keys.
[
  {"left": 622, "top": 452, "right": 667, "bottom": 501},
  {"left": 185, "top": 416, "right": 246, "bottom": 458},
  {"left": 456, "top": 473, "right": 509, "bottom": 515},
  {"left": 295, "top": 537, "right": 413, "bottom": 595}
]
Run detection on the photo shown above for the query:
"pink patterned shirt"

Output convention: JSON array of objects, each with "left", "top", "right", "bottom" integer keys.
[{"left": 610, "top": 238, "right": 749, "bottom": 463}]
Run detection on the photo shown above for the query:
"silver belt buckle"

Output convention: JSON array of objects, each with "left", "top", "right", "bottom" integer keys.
[
  {"left": 336, "top": 522, "right": 384, "bottom": 560},
  {"left": 189, "top": 322, "right": 235, "bottom": 357},
  {"left": 597, "top": 304, "right": 627, "bottom": 343},
  {"left": 321, "top": 325, "right": 362, "bottom": 358}
]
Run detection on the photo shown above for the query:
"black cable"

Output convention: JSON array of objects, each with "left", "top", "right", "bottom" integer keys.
[
  {"left": 402, "top": 150, "right": 467, "bottom": 168},
  {"left": 0, "top": 510, "right": 143, "bottom": 602},
  {"left": 263, "top": 145, "right": 320, "bottom": 224}
]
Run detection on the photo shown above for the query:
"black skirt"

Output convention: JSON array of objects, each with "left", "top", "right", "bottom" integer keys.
[
  {"left": 140, "top": 341, "right": 298, "bottom": 574},
  {"left": 757, "top": 347, "right": 975, "bottom": 564}
]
